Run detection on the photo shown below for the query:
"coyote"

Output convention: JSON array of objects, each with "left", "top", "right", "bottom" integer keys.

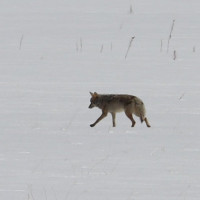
[{"left": 89, "top": 92, "right": 151, "bottom": 128}]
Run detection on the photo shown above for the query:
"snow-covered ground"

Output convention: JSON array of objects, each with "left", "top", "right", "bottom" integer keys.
[{"left": 0, "top": 0, "right": 200, "bottom": 199}]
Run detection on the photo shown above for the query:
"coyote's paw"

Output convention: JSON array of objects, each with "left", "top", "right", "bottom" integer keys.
[{"left": 90, "top": 124, "right": 95, "bottom": 127}]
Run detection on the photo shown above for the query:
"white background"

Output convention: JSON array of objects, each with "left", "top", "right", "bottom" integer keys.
[{"left": 0, "top": 0, "right": 200, "bottom": 199}]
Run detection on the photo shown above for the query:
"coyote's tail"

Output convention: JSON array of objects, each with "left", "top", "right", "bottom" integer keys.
[
  {"left": 134, "top": 97, "right": 146, "bottom": 123},
  {"left": 139, "top": 104, "right": 146, "bottom": 123}
]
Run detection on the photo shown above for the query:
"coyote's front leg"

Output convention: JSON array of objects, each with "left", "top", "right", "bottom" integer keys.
[
  {"left": 111, "top": 112, "right": 116, "bottom": 127},
  {"left": 90, "top": 109, "right": 108, "bottom": 127}
]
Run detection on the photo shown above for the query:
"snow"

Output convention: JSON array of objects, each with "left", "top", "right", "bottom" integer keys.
[{"left": 0, "top": 0, "right": 200, "bottom": 199}]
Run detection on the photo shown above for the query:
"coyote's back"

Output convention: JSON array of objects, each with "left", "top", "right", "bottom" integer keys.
[{"left": 89, "top": 92, "right": 151, "bottom": 127}]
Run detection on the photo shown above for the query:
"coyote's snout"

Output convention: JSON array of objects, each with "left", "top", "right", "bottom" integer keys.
[{"left": 89, "top": 92, "right": 151, "bottom": 128}]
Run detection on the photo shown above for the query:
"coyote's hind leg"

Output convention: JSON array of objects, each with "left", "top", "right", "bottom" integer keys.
[{"left": 125, "top": 111, "right": 136, "bottom": 127}]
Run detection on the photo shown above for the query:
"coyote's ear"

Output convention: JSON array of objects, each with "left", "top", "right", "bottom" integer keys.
[
  {"left": 93, "top": 92, "right": 98, "bottom": 97},
  {"left": 90, "top": 92, "right": 94, "bottom": 96}
]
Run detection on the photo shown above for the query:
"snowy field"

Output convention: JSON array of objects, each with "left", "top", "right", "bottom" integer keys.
[{"left": 0, "top": 0, "right": 200, "bottom": 199}]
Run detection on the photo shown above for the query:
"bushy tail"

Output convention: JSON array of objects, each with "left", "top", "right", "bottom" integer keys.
[{"left": 134, "top": 97, "right": 146, "bottom": 123}]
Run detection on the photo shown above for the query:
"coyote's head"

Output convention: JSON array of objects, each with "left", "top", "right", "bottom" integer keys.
[{"left": 89, "top": 92, "right": 98, "bottom": 109}]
